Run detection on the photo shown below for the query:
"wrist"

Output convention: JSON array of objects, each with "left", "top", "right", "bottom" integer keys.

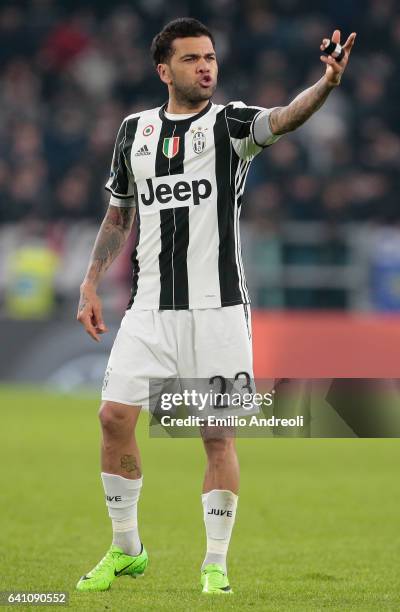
[
  {"left": 324, "top": 74, "right": 340, "bottom": 88},
  {"left": 80, "top": 280, "right": 98, "bottom": 292}
]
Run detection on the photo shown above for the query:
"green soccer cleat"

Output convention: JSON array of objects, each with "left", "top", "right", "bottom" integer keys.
[
  {"left": 76, "top": 544, "right": 148, "bottom": 592},
  {"left": 201, "top": 563, "right": 233, "bottom": 595}
]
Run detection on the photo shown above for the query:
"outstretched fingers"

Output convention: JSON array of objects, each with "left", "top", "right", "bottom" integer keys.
[{"left": 343, "top": 32, "right": 357, "bottom": 53}]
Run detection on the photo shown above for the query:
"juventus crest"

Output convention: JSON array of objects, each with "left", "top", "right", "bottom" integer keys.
[{"left": 192, "top": 127, "right": 207, "bottom": 154}]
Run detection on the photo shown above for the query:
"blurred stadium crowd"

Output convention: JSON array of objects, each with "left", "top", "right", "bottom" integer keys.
[{"left": 0, "top": 0, "right": 399, "bottom": 314}]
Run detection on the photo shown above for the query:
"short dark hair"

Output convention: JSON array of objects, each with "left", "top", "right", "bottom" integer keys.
[{"left": 151, "top": 18, "right": 215, "bottom": 67}]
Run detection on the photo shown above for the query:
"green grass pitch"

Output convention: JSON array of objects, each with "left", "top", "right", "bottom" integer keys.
[{"left": 1, "top": 385, "right": 400, "bottom": 611}]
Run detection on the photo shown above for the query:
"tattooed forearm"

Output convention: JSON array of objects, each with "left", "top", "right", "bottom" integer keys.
[
  {"left": 83, "top": 205, "right": 136, "bottom": 287},
  {"left": 120, "top": 454, "right": 142, "bottom": 477},
  {"left": 269, "top": 77, "right": 335, "bottom": 135}
]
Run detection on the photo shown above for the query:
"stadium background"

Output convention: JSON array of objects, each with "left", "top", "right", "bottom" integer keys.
[
  {"left": 1, "top": 2, "right": 400, "bottom": 609},
  {"left": 1, "top": 0, "right": 400, "bottom": 384}
]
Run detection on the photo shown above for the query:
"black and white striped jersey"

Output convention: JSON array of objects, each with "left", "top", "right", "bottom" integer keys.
[{"left": 105, "top": 100, "right": 281, "bottom": 310}]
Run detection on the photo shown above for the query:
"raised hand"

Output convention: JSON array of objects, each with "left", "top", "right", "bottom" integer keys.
[{"left": 320, "top": 29, "right": 357, "bottom": 87}]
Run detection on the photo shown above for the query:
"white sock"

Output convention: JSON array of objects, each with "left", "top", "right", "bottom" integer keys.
[
  {"left": 201, "top": 489, "right": 238, "bottom": 573},
  {"left": 101, "top": 472, "right": 143, "bottom": 556}
]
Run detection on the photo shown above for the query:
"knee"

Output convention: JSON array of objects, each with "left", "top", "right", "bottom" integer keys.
[
  {"left": 203, "top": 437, "right": 235, "bottom": 463},
  {"left": 98, "top": 401, "right": 134, "bottom": 437}
]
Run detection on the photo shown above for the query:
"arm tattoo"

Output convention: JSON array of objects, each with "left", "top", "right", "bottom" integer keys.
[
  {"left": 84, "top": 205, "right": 136, "bottom": 286},
  {"left": 120, "top": 454, "right": 141, "bottom": 477},
  {"left": 269, "top": 77, "right": 335, "bottom": 135}
]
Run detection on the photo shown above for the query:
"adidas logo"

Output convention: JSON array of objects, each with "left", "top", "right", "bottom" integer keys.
[{"left": 135, "top": 145, "right": 151, "bottom": 156}]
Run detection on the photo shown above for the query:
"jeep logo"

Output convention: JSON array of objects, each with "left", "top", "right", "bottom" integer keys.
[{"left": 140, "top": 178, "right": 211, "bottom": 206}]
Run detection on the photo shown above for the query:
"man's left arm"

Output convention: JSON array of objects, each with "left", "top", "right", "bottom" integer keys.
[{"left": 269, "top": 30, "right": 356, "bottom": 136}]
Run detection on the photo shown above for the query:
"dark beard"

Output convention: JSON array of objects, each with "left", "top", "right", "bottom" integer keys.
[{"left": 173, "top": 81, "right": 216, "bottom": 108}]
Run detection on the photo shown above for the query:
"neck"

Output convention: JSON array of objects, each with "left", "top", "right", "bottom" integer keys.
[{"left": 166, "top": 92, "right": 209, "bottom": 115}]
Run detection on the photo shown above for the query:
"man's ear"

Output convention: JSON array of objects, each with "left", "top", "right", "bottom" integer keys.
[{"left": 157, "top": 63, "right": 172, "bottom": 86}]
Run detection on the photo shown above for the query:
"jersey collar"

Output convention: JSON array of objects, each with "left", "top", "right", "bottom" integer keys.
[{"left": 159, "top": 100, "right": 212, "bottom": 125}]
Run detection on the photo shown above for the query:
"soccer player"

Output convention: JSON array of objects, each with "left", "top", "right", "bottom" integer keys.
[{"left": 76, "top": 18, "right": 356, "bottom": 594}]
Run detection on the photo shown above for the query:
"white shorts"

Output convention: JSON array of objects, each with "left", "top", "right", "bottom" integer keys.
[{"left": 101, "top": 304, "right": 253, "bottom": 409}]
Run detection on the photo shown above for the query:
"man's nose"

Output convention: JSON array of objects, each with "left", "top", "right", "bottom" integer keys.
[{"left": 197, "top": 59, "right": 210, "bottom": 72}]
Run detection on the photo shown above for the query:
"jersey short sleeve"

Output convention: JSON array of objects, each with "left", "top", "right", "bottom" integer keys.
[
  {"left": 225, "top": 101, "right": 282, "bottom": 160},
  {"left": 105, "top": 119, "right": 136, "bottom": 207}
]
